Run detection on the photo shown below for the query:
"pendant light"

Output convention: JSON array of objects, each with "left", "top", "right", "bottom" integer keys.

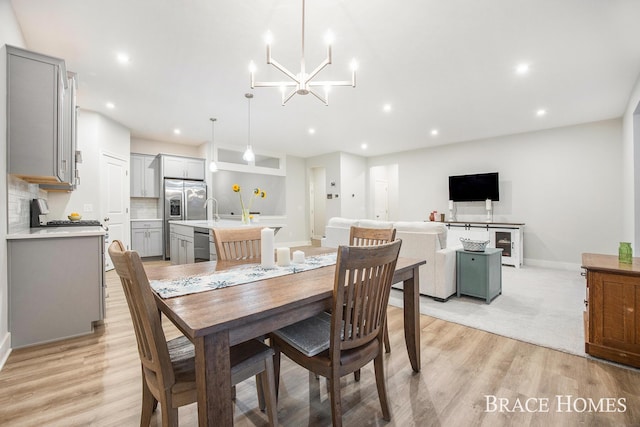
[
  {"left": 209, "top": 117, "right": 218, "bottom": 172},
  {"left": 243, "top": 93, "right": 255, "bottom": 163}
]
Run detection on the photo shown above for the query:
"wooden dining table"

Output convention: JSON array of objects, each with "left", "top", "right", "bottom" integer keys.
[{"left": 145, "top": 247, "right": 426, "bottom": 426}]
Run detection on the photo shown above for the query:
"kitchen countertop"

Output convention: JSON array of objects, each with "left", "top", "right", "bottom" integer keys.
[
  {"left": 7, "top": 226, "right": 107, "bottom": 240},
  {"left": 169, "top": 218, "right": 286, "bottom": 230}
]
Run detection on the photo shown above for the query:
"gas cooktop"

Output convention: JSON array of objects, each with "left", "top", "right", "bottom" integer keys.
[{"left": 45, "top": 220, "right": 102, "bottom": 227}]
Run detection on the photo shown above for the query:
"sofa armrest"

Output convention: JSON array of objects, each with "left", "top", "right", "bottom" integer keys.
[{"left": 434, "top": 247, "right": 457, "bottom": 300}]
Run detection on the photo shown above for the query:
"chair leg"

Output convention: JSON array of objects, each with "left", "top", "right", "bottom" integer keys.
[
  {"left": 261, "top": 357, "right": 278, "bottom": 426},
  {"left": 272, "top": 342, "right": 281, "bottom": 400},
  {"left": 374, "top": 353, "right": 391, "bottom": 421},
  {"left": 329, "top": 372, "right": 343, "bottom": 427},
  {"left": 384, "top": 322, "right": 391, "bottom": 353},
  {"left": 159, "top": 394, "right": 179, "bottom": 427},
  {"left": 140, "top": 376, "right": 156, "bottom": 427},
  {"left": 256, "top": 374, "right": 266, "bottom": 411}
]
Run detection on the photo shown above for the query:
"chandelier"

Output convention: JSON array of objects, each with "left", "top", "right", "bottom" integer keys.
[{"left": 249, "top": 0, "right": 357, "bottom": 106}]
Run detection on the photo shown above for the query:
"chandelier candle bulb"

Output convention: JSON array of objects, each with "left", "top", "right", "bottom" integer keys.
[
  {"left": 261, "top": 228, "right": 275, "bottom": 268},
  {"left": 292, "top": 250, "right": 305, "bottom": 264},
  {"left": 277, "top": 247, "right": 291, "bottom": 267}
]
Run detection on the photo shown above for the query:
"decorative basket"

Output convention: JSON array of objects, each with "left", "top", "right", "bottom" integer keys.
[{"left": 460, "top": 238, "right": 489, "bottom": 252}]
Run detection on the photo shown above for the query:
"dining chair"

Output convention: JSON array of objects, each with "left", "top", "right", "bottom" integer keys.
[
  {"left": 349, "top": 225, "right": 397, "bottom": 355},
  {"left": 108, "top": 240, "right": 278, "bottom": 427},
  {"left": 212, "top": 226, "right": 265, "bottom": 261},
  {"left": 270, "top": 240, "right": 402, "bottom": 427}
]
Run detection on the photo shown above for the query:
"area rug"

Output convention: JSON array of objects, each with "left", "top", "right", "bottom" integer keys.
[{"left": 388, "top": 265, "right": 586, "bottom": 356}]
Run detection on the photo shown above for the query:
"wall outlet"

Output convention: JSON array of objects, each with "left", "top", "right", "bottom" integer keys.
[{"left": 84, "top": 204, "right": 93, "bottom": 212}]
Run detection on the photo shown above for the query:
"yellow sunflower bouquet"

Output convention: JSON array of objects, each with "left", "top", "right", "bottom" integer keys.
[{"left": 232, "top": 184, "right": 266, "bottom": 223}]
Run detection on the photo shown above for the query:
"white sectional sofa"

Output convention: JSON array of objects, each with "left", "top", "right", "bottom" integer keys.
[{"left": 322, "top": 217, "right": 459, "bottom": 301}]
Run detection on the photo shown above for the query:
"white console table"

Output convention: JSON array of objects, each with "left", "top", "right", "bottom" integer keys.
[{"left": 444, "top": 221, "right": 524, "bottom": 268}]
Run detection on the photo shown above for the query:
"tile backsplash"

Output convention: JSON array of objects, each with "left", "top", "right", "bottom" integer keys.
[
  {"left": 8, "top": 175, "right": 47, "bottom": 233},
  {"left": 131, "top": 198, "right": 161, "bottom": 219}
]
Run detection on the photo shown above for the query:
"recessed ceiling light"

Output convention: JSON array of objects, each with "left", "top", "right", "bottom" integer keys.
[
  {"left": 106, "top": 102, "right": 115, "bottom": 109},
  {"left": 430, "top": 129, "right": 439, "bottom": 136},
  {"left": 116, "top": 53, "right": 130, "bottom": 64},
  {"left": 308, "top": 128, "right": 316, "bottom": 135},
  {"left": 361, "top": 143, "right": 368, "bottom": 150},
  {"left": 515, "top": 63, "right": 530, "bottom": 75},
  {"left": 173, "top": 128, "right": 181, "bottom": 135},
  {"left": 383, "top": 104, "right": 392, "bottom": 113},
  {"left": 536, "top": 109, "right": 547, "bottom": 117}
]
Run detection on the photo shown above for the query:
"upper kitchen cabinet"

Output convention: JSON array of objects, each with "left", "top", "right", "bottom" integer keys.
[
  {"left": 131, "top": 153, "right": 159, "bottom": 197},
  {"left": 160, "top": 154, "right": 205, "bottom": 180},
  {"left": 7, "top": 46, "right": 77, "bottom": 186}
]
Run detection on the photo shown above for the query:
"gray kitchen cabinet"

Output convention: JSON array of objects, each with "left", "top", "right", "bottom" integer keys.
[
  {"left": 8, "top": 235, "right": 105, "bottom": 348},
  {"left": 7, "top": 45, "right": 76, "bottom": 186},
  {"left": 131, "top": 154, "right": 159, "bottom": 197},
  {"left": 169, "top": 223, "right": 195, "bottom": 265},
  {"left": 160, "top": 154, "right": 205, "bottom": 180},
  {"left": 131, "top": 220, "right": 163, "bottom": 257}
]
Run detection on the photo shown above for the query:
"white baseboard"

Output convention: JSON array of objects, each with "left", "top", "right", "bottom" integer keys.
[
  {"left": 0, "top": 332, "right": 11, "bottom": 372},
  {"left": 523, "top": 258, "right": 582, "bottom": 272}
]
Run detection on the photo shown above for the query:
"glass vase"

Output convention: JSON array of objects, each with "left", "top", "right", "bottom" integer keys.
[
  {"left": 241, "top": 208, "right": 251, "bottom": 225},
  {"left": 618, "top": 242, "right": 633, "bottom": 264}
]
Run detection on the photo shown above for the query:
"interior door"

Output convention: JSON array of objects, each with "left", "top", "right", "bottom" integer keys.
[
  {"left": 374, "top": 179, "right": 389, "bottom": 221},
  {"left": 101, "top": 153, "right": 128, "bottom": 271}
]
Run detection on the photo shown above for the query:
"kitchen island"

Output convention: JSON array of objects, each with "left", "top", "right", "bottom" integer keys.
[
  {"left": 7, "top": 226, "right": 106, "bottom": 348},
  {"left": 169, "top": 218, "right": 286, "bottom": 265}
]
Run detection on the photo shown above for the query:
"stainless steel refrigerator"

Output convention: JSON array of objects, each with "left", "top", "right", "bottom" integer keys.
[{"left": 163, "top": 178, "right": 207, "bottom": 259}]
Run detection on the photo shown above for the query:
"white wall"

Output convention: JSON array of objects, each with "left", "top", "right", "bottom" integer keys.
[
  {"left": 340, "top": 153, "right": 367, "bottom": 219},
  {"left": 368, "top": 119, "right": 623, "bottom": 268},
  {"left": 131, "top": 138, "right": 202, "bottom": 157},
  {"left": 48, "top": 111, "right": 131, "bottom": 240},
  {"left": 0, "top": 0, "right": 26, "bottom": 369},
  {"left": 282, "top": 155, "right": 308, "bottom": 246},
  {"left": 622, "top": 71, "right": 640, "bottom": 250}
]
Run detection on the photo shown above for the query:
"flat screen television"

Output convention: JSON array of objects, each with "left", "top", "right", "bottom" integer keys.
[{"left": 449, "top": 172, "right": 499, "bottom": 202}]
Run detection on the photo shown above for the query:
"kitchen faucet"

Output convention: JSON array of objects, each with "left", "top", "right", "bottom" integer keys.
[{"left": 204, "top": 197, "right": 220, "bottom": 221}]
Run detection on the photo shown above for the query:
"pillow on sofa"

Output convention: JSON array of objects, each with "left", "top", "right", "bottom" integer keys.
[{"left": 395, "top": 221, "right": 448, "bottom": 249}]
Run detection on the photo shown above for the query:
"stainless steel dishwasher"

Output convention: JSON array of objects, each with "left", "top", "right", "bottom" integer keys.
[{"left": 193, "top": 227, "right": 210, "bottom": 262}]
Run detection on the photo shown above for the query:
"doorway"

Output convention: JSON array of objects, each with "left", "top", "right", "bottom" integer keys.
[
  {"left": 310, "top": 167, "right": 326, "bottom": 240},
  {"left": 101, "top": 152, "right": 128, "bottom": 271}
]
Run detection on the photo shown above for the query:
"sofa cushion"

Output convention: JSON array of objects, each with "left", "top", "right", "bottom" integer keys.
[
  {"left": 357, "top": 219, "right": 394, "bottom": 229},
  {"left": 394, "top": 221, "right": 447, "bottom": 249},
  {"left": 327, "top": 217, "right": 359, "bottom": 228}
]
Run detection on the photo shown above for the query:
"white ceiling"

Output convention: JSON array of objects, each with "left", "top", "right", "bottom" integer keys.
[{"left": 9, "top": 0, "right": 640, "bottom": 158}]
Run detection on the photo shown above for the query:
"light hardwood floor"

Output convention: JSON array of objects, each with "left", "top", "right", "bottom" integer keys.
[{"left": 0, "top": 263, "right": 639, "bottom": 426}]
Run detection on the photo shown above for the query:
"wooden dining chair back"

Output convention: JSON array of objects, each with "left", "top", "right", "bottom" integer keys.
[
  {"left": 108, "top": 240, "right": 278, "bottom": 426},
  {"left": 349, "top": 225, "right": 396, "bottom": 247},
  {"left": 349, "top": 225, "right": 396, "bottom": 355},
  {"left": 212, "top": 226, "right": 264, "bottom": 261},
  {"left": 270, "top": 239, "right": 402, "bottom": 426}
]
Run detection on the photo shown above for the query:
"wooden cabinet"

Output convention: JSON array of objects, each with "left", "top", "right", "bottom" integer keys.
[
  {"left": 130, "top": 154, "right": 159, "bottom": 197},
  {"left": 131, "top": 220, "right": 163, "bottom": 257},
  {"left": 456, "top": 248, "right": 503, "bottom": 303},
  {"left": 8, "top": 235, "right": 105, "bottom": 348},
  {"left": 160, "top": 154, "right": 205, "bottom": 180},
  {"left": 446, "top": 222, "right": 524, "bottom": 268},
  {"left": 582, "top": 253, "right": 640, "bottom": 368},
  {"left": 7, "top": 46, "right": 77, "bottom": 186}
]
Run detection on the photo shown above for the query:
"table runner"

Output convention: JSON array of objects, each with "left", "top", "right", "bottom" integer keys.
[{"left": 150, "top": 252, "right": 337, "bottom": 298}]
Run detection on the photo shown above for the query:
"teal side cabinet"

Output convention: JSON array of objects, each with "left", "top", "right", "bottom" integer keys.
[{"left": 456, "top": 248, "right": 503, "bottom": 304}]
